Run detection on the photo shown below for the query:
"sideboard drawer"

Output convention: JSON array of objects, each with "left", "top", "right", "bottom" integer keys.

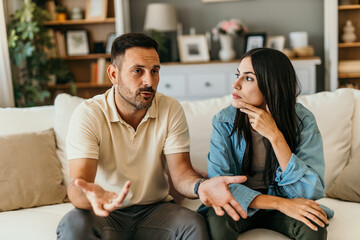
[
  {"left": 158, "top": 75, "right": 186, "bottom": 97},
  {"left": 188, "top": 74, "right": 228, "bottom": 97},
  {"left": 293, "top": 66, "right": 315, "bottom": 95}
]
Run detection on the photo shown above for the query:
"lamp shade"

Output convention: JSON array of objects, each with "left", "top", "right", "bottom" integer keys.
[{"left": 144, "top": 3, "right": 178, "bottom": 32}]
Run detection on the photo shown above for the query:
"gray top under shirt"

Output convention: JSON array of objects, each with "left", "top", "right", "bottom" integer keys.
[{"left": 243, "top": 129, "right": 267, "bottom": 190}]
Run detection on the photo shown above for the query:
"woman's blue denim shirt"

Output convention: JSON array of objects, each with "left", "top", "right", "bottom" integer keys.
[{"left": 204, "top": 103, "right": 334, "bottom": 218}]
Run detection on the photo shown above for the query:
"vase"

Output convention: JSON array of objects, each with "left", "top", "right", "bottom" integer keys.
[
  {"left": 218, "top": 34, "right": 236, "bottom": 61},
  {"left": 342, "top": 20, "right": 357, "bottom": 43}
]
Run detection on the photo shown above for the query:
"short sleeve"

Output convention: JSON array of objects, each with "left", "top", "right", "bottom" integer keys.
[
  {"left": 163, "top": 101, "right": 190, "bottom": 155},
  {"left": 66, "top": 101, "right": 101, "bottom": 160}
]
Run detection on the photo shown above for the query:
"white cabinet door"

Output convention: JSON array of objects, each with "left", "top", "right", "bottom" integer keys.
[
  {"left": 294, "top": 67, "right": 314, "bottom": 95},
  {"left": 157, "top": 75, "right": 186, "bottom": 98},
  {"left": 292, "top": 58, "right": 320, "bottom": 95},
  {"left": 188, "top": 74, "right": 228, "bottom": 97}
]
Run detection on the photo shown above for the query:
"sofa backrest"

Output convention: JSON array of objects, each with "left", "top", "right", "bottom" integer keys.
[
  {"left": 181, "top": 95, "right": 232, "bottom": 173},
  {"left": 1, "top": 88, "right": 358, "bottom": 195},
  {"left": 0, "top": 106, "right": 55, "bottom": 136},
  {"left": 54, "top": 94, "right": 84, "bottom": 187},
  {"left": 350, "top": 90, "right": 360, "bottom": 162}
]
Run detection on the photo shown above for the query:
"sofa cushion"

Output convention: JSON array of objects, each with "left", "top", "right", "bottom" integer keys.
[
  {"left": 54, "top": 94, "right": 84, "bottom": 187},
  {"left": 0, "top": 203, "right": 74, "bottom": 240},
  {"left": 0, "top": 106, "right": 55, "bottom": 136},
  {"left": 350, "top": 89, "right": 360, "bottom": 168},
  {"left": 181, "top": 95, "right": 232, "bottom": 172},
  {"left": 0, "top": 129, "right": 67, "bottom": 211},
  {"left": 326, "top": 89, "right": 360, "bottom": 202},
  {"left": 297, "top": 89, "right": 354, "bottom": 192},
  {"left": 326, "top": 155, "right": 360, "bottom": 202},
  {"left": 317, "top": 197, "right": 360, "bottom": 240},
  {"left": 2, "top": 197, "right": 357, "bottom": 240}
]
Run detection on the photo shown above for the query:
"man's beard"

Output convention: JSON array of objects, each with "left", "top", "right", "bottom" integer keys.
[{"left": 117, "top": 85, "right": 156, "bottom": 110}]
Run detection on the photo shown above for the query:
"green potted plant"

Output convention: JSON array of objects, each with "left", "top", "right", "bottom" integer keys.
[
  {"left": 7, "top": 0, "right": 72, "bottom": 107},
  {"left": 148, "top": 30, "right": 171, "bottom": 63}
]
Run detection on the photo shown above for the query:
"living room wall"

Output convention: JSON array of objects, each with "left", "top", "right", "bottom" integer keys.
[
  {"left": 5, "top": 0, "right": 325, "bottom": 92},
  {"left": 130, "top": 0, "right": 325, "bottom": 91}
]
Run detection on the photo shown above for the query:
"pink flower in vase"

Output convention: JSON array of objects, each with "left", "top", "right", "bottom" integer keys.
[{"left": 212, "top": 19, "right": 248, "bottom": 41}]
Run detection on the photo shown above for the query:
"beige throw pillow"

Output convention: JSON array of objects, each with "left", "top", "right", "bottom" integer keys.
[
  {"left": 297, "top": 89, "right": 354, "bottom": 192},
  {"left": 326, "top": 157, "right": 360, "bottom": 202},
  {"left": 326, "top": 89, "right": 360, "bottom": 202},
  {"left": 0, "top": 129, "right": 67, "bottom": 211}
]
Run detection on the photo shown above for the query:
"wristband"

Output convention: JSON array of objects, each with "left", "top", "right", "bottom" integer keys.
[{"left": 194, "top": 179, "right": 207, "bottom": 197}]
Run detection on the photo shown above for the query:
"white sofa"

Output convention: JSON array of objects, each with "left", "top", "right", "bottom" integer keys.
[{"left": 0, "top": 88, "right": 360, "bottom": 240}]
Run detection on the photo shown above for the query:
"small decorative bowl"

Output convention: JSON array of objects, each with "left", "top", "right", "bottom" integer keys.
[
  {"left": 293, "top": 46, "right": 314, "bottom": 58},
  {"left": 282, "top": 48, "right": 296, "bottom": 59}
]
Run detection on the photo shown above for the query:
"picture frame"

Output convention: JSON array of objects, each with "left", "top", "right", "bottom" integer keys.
[
  {"left": 177, "top": 35, "right": 210, "bottom": 63},
  {"left": 266, "top": 35, "right": 286, "bottom": 52},
  {"left": 66, "top": 30, "right": 89, "bottom": 56},
  {"left": 85, "top": 0, "right": 108, "bottom": 20},
  {"left": 106, "top": 33, "right": 117, "bottom": 53},
  {"left": 244, "top": 33, "right": 267, "bottom": 53}
]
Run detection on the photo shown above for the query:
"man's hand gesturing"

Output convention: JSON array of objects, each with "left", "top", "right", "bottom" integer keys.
[
  {"left": 75, "top": 179, "right": 131, "bottom": 217},
  {"left": 198, "top": 176, "right": 247, "bottom": 221}
]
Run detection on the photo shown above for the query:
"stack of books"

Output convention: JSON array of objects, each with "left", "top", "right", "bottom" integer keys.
[{"left": 91, "top": 58, "right": 111, "bottom": 84}]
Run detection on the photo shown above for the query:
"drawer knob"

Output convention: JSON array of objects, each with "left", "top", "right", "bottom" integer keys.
[
  {"left": 165, "top": 83, "right": 171, "bottom": 89},
  {"left": 205, "top": 82, "right": 211, "bottom": 87}
]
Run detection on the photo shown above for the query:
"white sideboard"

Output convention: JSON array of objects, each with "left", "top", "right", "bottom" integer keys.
[{"left": 158, "top": 58, "right": 321, "bottom": 101}]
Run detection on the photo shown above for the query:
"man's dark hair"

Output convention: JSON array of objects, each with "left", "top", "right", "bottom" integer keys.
[{"left": 111, "top": 33, "right": 159, "bottom": 68}]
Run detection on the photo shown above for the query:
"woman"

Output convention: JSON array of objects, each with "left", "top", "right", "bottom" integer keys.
[{"left": 205, "top": 48, "right": 333, "bottom": 240}]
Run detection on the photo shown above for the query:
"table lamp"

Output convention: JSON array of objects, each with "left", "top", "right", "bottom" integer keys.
[{"left": 144, "top": 3, "right": 178, "bottom": 62}]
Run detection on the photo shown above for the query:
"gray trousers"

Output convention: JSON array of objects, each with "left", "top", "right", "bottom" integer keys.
[{"left": 57, "top": 201, "right": 209, "bottom": 240}]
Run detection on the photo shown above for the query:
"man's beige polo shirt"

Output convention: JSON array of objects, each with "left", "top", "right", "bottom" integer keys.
[{"left": 66, "top": 86, "right": 190, "bottom": 208}]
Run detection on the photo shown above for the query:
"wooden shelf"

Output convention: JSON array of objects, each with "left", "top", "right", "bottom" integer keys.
[
  {"left": 49, "top": 82, "right": 112, "bottom": 89},
  {"left": 339, "top": 42, "right": 360, "bottom": 48},
  {"left": 45, "top": 18, "right": 115, "bottom": 26},
  {"left": 64, "top": 54, "right": 111, "bottom": 60},
  {"left": 338, "top": 72, "right": 360, "bottom": 78},
  {"left": 76, "top": 82, "right": 112, "bottom": 88},
  {"left": 339, "top": 5, "right": 360, "bottom": 10},
  {"left": 161, "top": 57, "right": 321, "bottom": 66}
]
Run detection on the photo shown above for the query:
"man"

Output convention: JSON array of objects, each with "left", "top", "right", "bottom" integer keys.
[{"left": 57, "top": 33, "right": 247, "bottom": 240}]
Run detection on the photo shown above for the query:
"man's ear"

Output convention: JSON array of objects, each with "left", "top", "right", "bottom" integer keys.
[{"left": 107, "top": 64, "right": 118, "bottom": 84}]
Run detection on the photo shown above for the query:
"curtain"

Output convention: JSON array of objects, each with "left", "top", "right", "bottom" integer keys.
[{"left": 0, "top": 0, "right": 15, "bottom": 107}]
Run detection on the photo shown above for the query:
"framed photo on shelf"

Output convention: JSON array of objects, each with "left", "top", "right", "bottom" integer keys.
[
  {"left": 85, "top": 0, "right": 108, "bottom": 20},
  {"left": 244, "top": 33, "right": 267, "bottom": 53},
  {"left": 66, "top": 30, "right": 89, "bottom": 56},
  {"left": 266, "top": 35, "right": 286, "bottom": 51},
  {"left": 177, "top": 35, "right": 210, "bottom": 63},
  {"left": 106, "top": 33, "right": 117, "bottom": 53}
]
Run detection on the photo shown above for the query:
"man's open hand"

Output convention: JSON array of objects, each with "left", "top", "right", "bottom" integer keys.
[
  {"left": 198, "top": 176, "right": 247, "bottom": 221},
  {"left": 75, "top": 179, "right": 131, "bottom": 217}
]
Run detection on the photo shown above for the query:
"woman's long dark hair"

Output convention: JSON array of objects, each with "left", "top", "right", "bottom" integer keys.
[{"left": 230, "top": 48, "right": 301, "bottom": 187}]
